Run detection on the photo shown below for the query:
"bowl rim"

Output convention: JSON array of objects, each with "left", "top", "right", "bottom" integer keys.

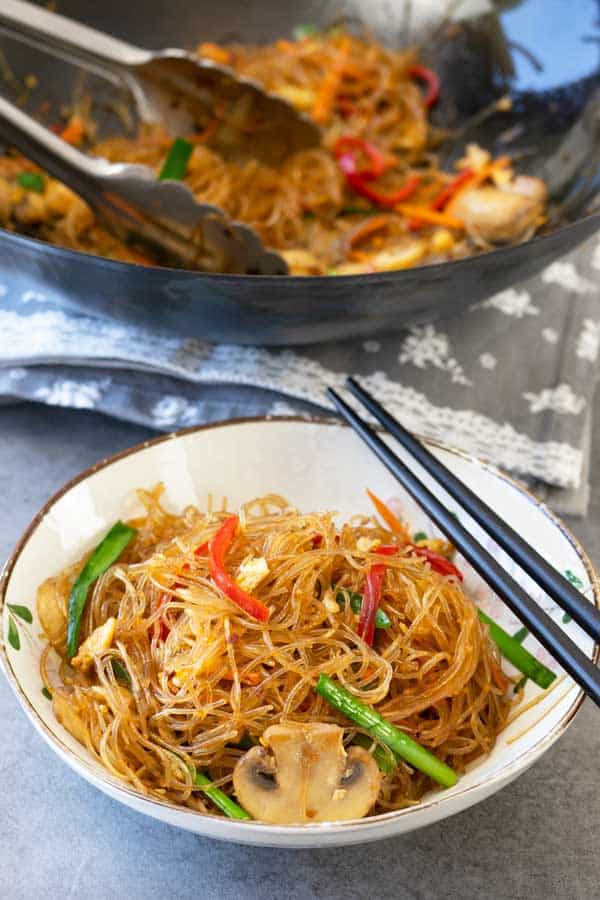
[{"left": 1, "top": 415, "right": 598, "bottom": 835}]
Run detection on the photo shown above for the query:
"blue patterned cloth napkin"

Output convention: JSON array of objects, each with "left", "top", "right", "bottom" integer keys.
[{"left": 1, "top": 236, "right": 599, "bottom": 514}]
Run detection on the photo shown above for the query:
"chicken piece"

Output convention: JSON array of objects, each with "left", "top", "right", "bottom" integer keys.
[
  {"left": 36, "top": 565, "right": 80, "bottom": 655},
  {"left": 13, "top": 189, "right": 47, "bottom": 225},
  {"left": 71, "top": 617, "right": 116, "bottom": 672},
  {"left": 450, "top": 176, "right": 547, "bottom": 245},
  {"left": 53, "top": 688, "right": 89, "bottom": 746}
]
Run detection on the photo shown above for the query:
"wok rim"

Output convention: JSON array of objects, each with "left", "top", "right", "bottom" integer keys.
[{"left": 1, "top": 206, "right": 599, "bottom": 288}]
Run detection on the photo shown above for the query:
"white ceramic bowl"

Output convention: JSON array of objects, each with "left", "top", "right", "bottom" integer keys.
[{"left": 1, "top": 418, "right": 598, "bottom": 847}]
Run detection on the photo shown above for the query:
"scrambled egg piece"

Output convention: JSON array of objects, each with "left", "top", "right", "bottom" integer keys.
[{"left": 236, "top": 555, "right": 270, "bottom": 593}]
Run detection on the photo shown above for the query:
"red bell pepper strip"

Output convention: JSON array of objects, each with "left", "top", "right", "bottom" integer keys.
[
  {"left": 407, "top": 64, "right": 440, "bottom": 108},
  {"left": 333, "top": 136, "right": 390, "bottom": 180},
  {"left": 376, "top": 544, "right": 400, "bottom": 556},
  {"left": 154, "top": 595, "right": 171, "bottom": 641},
  {"left": 338, "top": 153, "right": 421, "bottom": 207},
  {"left": 408, "top": 544, "right": 463, "bottom": 580},
  {"left": 209, "top": 516, "right": 270, "bottom": 622},
  {"left": 358, "top": 563, "right": 386, "bottom": 646},
  {"left": 430, "top": 168, "right": 475, "bottom": 210},
  {"left": 408, "top": 168, "right": 475, "bottom": 231}
]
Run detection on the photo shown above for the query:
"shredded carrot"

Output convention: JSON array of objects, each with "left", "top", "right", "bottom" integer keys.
[
  {"left": 348, "top": 215, "right": 394, "bottom": 248},
  {"left": 312, "top": 36, "right": 351, "bottom": 123},
  {"left": 366, "top": 489, "right": 411, "bottom": 543},
  {"left": 395, "top": 204, "right": 465, "bottom": 230},
  {"left": 59, "top": 116, "right": 85, "bottom": 145},
  {"left": 198, "top": 42, "right": 231, "bottom": 65}
]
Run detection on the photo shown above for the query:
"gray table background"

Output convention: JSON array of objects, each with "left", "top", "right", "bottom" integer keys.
[{"left": 1, "top": 400, "right": 598, "bottom": 900}]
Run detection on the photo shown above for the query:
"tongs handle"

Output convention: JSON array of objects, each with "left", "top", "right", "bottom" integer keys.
[
  {"left": 0, "top": 0, "right": 148, "bottom": 75},
  {"left": 0, "top": 94, "right": 107, "bottom": 199}
]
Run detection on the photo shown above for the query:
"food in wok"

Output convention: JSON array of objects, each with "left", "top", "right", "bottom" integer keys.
[
  {"left": 0, "top": 28, "right": 547, "bottom": 274},
  {"left": 37, "top": 486, "right": 555, "bottom": 823}
]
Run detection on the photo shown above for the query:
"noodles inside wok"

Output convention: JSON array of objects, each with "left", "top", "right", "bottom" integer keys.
[
  {"left": 0, "top": 28, "right": 547, "bottom": 274},
  {"left": 38, "top": 487, "right": 512, "bottom": 821}
]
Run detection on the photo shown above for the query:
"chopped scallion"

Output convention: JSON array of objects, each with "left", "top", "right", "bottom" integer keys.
[
  {"left": 17, "top": 171, "right": 44, "bottom": 193},
  {"left": 477, "top": 609, "right": 556, "bottom": 689},
  {"left": 316, "top": 674, "right": 458, "bottom": 788},
  {"left": 66, "top": 521, "right": 137, "bottom": 659},
  {"left": 193, "top": 770, "right": 252, "bottom": 819},
  {"left": 159, "top": 137, "right": 194, "bottom": 181}
]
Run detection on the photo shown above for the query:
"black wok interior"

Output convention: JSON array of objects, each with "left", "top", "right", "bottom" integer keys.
[{"left": 0, "top": 0, "right": 599, "bottom": 345}]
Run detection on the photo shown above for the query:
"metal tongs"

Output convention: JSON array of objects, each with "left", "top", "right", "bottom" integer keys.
[{"left": 0, "top": 0, "right": 321, "bottom": 273}]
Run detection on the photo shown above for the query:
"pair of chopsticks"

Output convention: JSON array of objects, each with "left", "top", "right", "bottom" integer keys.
[{"left": 328, "top": 377, "right": 600, "bottom": 708}]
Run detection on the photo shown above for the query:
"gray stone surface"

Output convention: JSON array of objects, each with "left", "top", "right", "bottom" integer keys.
[{"left": 0, "top": 401, "right": 598, "bottom": 900}]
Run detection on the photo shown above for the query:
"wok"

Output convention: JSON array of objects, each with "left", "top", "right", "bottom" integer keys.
[{"left": 0, "top": 0, "right": 599, "bottom": 345}]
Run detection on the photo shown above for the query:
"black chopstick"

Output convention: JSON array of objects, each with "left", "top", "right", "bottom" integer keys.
[
  {"left": 327, "top": 387, "right": 600, "bottom": 708},
  {"left": 346, "top": 376, "right": 600, "bottom": 643}
]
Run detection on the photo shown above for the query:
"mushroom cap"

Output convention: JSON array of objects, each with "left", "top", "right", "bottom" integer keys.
[{"left": 233, "top": 722, "right": 381, "bottom": 824}]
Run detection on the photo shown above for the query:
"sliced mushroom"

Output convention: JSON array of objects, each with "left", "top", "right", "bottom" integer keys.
[
  {"left": 451, "top": 176, "right": 547, "bottom": 245},
  {"left": 233, "top": 722, "right": 381, "bottom": 823}
]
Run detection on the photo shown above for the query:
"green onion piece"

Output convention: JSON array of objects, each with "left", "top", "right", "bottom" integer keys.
[
  {"left": 562, "top": 612, "right": 572, "bottom": 624},
  {"left": 513, "top": 675, "right": 528, "bottom": 694},
  {"left": 293, "top": 23, "right": 319, "bottom": 40},
  {"left": 42, "top": 687, "right": 53, "bottom": 700},
  {"left": 316, "top": 674, "right": 458, "bottom": 788},
  {"left": 512, "top": 626, "right": 528, "bottom": 643},
  {"left": 193, "top": 770, "right": 252, "bottom": 819},
  {"left": 66, "top": 521, "right": 137, "bottom": 659},
  {"left": 111, "top": 659, "right": 131, "bottom": 685},
  {"left": 335, "top": 588, "right": 391, "bottom": 629},
  {"left": 413, "top": 531, "right": 428, "bottom": 543},
  {"left": 159, "top": 137, "right": 193, "bottom": 181},
  {"left": 352, "top": 733, "right": 396, "bottom": 776},
  {"left": 477, "top": 609, "right": 556, "bottom": 689},
  {"left": 17, "top": 171, "right": 44, "bottom": 193}
]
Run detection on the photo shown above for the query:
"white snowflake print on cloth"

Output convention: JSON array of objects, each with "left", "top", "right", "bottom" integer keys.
[
  {"left": 151, "top": 395, "right": 199, "bottom": 428},
  {"left": 21, "top": 290, "right": 48, "bottom": 304},
  {"left": 523, "top": 384, "right": 586, "bottom": 415},
  {"left": 542, "top": 261, "right": 595, "bottom": 295},
  {"left": 479, "top": 353, "right": 497, "bottom": 370},
  {"left": 542, "top": 327, "right": 559, "bottom": 344},
  {"left": 479, "top": 288, "right": 539, "bottom": 317},
  {"left": 34, "top": 378, "right": 108, "bottom": 409},
  {"left": 398, "top": 324, "right": 472, "bottom": 385},
  {"left": 575, "top": 319, "right": 600, "bottom": 362}
]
